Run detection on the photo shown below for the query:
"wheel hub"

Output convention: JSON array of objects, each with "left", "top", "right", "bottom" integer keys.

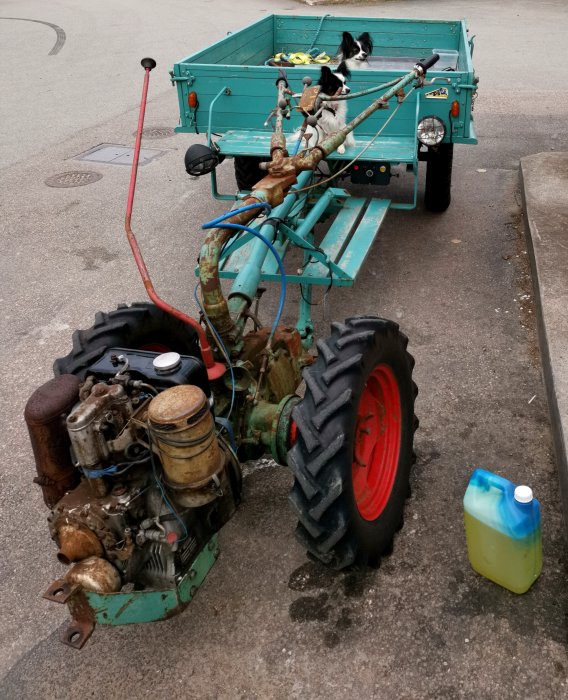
[{"left": 352, "top": 364, "right": 401, "bottom": 521}]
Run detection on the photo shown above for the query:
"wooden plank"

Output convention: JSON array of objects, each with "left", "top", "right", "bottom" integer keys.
[
  {"left": 180, "top": 16, "right": 273, "bottom": 65},
  {"left": 338, "top": 199, "right": 390, "bottom": 280},
  {"left": 307, "top": 198, "right": 367, "bottom": 280},
  {"left": 274, "top": 31, "right": 459, "bottom": 54},
  {"left": 193, "top": 32, "right": 273, "bottom": 67},
  {"left": 216, "top": 131, "right": 417, "bottom": 162},
  {"left": 273, "top": 15, "right": 460, "bottom": 32}
]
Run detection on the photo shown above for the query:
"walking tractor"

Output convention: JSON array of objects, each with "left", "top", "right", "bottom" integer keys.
[{"left": 26, "top": 16, "right": 478, "bottom": 647}]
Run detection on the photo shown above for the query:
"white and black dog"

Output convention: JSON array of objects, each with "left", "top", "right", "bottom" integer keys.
[
  {"left": 298, "top": 62, "right": 355, "bottom": 154},
  {"left": 338, "top": 31, "right": 373, "bottom": 70}
]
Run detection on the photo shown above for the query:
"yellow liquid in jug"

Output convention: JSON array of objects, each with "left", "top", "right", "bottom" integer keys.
[{"left": 464, "top": 512, "right": 542, "bottom": 594}]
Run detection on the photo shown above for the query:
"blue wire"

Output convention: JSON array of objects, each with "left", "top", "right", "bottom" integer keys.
[
  {"left": 203, "top": 202, "right": 271, "bottom": 228},
  {"left": 201, "top": 206, "right": 287, "bottom": 341},
  {"left": 210, "top": 222, "right": 286, "bottom": 341},
  {"left": 82, "top": 465, "right": 119, "bottom": 478}
]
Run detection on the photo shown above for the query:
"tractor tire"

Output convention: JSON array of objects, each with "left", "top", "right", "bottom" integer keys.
[
  {"left": 424, "top": 143, "right": 453, "bottom": 213},
  {"left": 288, "top": 316, "right": 418, "bottom": 570},
  {"left": 54, "top": 303, "right": 201, "bottom": 380},
  {"left": 234, "top": 156, "right": 268, "bottom": 191}
]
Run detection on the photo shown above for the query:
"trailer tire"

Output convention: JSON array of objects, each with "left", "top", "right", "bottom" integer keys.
[
  {"left": 234, "top": 156, "right": 268, "bottom": 191},
  {"left": 424, "top": 143, "right": 453, "bottom": 212},
  {"left": 53, "top": 303, "right": 201, "bottom": 380},
  {"left": 288, "top": 316, "right": 418, "bottom": 570}
]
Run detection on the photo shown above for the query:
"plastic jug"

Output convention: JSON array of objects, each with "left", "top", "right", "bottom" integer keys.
[{"left": 464, "top": 468, "right": 542, "bottom": 594}]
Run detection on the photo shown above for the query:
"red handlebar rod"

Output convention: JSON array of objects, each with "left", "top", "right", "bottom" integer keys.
[{"left": 124, "top": 62, "right": 225, "bottom": 381}]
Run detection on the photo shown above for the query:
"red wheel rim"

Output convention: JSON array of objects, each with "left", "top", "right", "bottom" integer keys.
[{"left": 352, "top": 364, "right": 401, "bottom": 521}]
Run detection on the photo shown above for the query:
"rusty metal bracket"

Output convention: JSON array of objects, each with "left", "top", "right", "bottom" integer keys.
[
  {"left": 44, "top": 579, "right": 95, "bottom": 649},
  {"left": 297, "top": 85, "right": 321, "bottom": 115}
]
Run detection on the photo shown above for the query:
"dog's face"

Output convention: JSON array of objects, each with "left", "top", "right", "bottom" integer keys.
[
  {"left": 340, "top": 31, "right": 373, "bottom": 63},
  {"left": 319, "top": 63, "right": 351, "bottom": 96}
]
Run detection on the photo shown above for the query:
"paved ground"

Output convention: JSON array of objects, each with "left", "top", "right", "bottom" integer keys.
[{"left": 1, "top": 0, "right": 567, "bottom": 697}]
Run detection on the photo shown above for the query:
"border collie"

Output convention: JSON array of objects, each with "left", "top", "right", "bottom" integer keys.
[
  {"left": 298, "top": 63, "right": 355, "bottom": 155},
  {"left": 338, "top": 31, "right": 373, "bottom": 70}
]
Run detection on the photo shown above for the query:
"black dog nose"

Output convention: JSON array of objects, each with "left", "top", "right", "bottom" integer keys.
[{"left": 361, "top": 52, "right": 368, "bottom": 58}]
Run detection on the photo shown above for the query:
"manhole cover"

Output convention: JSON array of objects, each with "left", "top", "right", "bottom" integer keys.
[
  {"left": 137, "top": 127, "right": 175, "bottom": 139},
  {"left": 45, "top": 171, "right": 103, "bottom": 188}
]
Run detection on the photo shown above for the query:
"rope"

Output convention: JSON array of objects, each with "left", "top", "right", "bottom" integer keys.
[{"left": 308, "top": 14, "right": 331, "bottom": 52}]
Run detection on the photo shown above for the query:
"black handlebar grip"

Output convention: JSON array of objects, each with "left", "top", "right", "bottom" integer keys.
[
  {"left": 416, "top": 53, "right": 440, "bottom": 72},
  {"left": 141, "top": 57, "right": 157, "bottom": 71}
]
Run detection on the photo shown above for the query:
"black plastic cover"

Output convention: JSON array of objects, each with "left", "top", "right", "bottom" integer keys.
[{"left": 86, "top": 348, "right": 211, "bottom": 396}]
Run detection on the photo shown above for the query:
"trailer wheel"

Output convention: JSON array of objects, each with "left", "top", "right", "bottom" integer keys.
[
  {"left": 288, "top": 316, "right": 418, "bottom": 570},
  {"left": 234, "top": 156, "right": 268, "bottom": 191},
  {"left": 424, "top": 143, "right": 453, "bottom": 212},
  {"left": 54, "top": 303, "right": 201, "bottom": 379}
]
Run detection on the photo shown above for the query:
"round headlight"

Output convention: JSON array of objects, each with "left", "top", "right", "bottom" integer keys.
[
  {"left": 417, "top": 116, "right": 445, "bottom": 146},
  {"left": 184, "top": 144, "right": 224, "bottom": 176}
]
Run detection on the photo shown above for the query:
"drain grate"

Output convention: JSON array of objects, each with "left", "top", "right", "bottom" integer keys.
[
  {"left": 45, "top": 171, "right": 103, "bottom": 188},
  {"left": 74, "top": 143, "right": 166, "bottom": 166},
  {"left": 137, "top": 127, "right": 175, "bottom": 140}
]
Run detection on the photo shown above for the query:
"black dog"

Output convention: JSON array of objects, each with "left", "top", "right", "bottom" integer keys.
[
  {"left": 338, "top": 31, "right": 373, "bottom": 70},
  {"left": 295, "top": 62, "right": 354, "bottom": 154}
]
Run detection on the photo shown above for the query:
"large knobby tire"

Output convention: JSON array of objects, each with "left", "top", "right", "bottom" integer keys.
[
  {"left": 234, "top": 156, "right": 268, "bottom": 191},
  {"left": 54, "top": 303, "right": 201, "bottom": 379},
  {"left": 424, "top": 143, "right": 453, "bottom": 213},
  {"left": 288, "top": 317, "right": 418, "bottom": 570}
]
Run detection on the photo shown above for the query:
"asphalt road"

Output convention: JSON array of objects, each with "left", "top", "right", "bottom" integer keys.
[{"left": 1, "top": 0, "right": 567, "bottom": 697}]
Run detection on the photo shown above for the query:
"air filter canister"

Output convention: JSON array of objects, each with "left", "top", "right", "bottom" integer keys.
[{"left": 147, "top": 385, "right": 223, "bottom": 488}]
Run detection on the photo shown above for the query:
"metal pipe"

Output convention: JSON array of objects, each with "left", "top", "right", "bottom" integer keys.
[
  {"left": 124, "top": 59, "right": 225, "bottom": 380},
  {"left": 319, "top": 76, "right": 403, "bottom": 102},
  {"left": 225, "top": 171, "right": 313, "bottom": 331},
  {"left": 292, "top": 187, "right": 336, "bottom": 241},
  {"left": 207, "top": 86, "right": 229, "bottom": 148},
  {"left": 228, "top": 220, "right": 279, "bottom": 307}
]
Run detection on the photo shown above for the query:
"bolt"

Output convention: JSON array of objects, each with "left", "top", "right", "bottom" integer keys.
[
  {"left": 190, "top": 586, "right": 197, "bottom": 597},
  {"left": 189, "top": 569, "right": 196, "bottom": 580},
  {"left": 208, "top": 540, "right": 216, "bottom": 551}
]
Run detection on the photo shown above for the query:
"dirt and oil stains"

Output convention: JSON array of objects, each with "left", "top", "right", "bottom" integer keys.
[
  {"left": 73, "top": 246, "right": 118, "bottom": 271},
  {"left": 287, "top": 560, "right": 370, "bottom": 648}
]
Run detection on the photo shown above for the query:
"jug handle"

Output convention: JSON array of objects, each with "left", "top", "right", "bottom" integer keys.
[{"left": 475, "top": 470, "right": 513, "bottom": 496}]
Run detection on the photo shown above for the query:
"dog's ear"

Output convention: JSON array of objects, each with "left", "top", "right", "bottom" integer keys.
[
  {"left": 340, "top": 31, "right": 356, "bottom": 53},
  {"left": 336, "top": 61, "right": 351, "bottom": 80},
  {"left": 358, "top": 32, "right": 373, "bottom": 53},
  {"left": 320, "top": 65, "right": 333, "bottom": 78}
]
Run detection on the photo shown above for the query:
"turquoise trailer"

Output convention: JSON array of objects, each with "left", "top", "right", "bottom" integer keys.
[{"left": 172, "top": 15, "right": 477, "bottom": 144}]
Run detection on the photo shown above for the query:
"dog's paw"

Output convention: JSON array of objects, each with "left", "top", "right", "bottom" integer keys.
[{"left": 337, "top": 144, "right": 346, "bottom": 155}]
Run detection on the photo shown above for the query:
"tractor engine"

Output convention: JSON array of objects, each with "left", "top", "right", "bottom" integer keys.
[{"left": 25, "top": 349, "right": 241, "bottom": 596}]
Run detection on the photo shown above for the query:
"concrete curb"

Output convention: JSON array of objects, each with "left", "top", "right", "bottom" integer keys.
[{"left": 521, "top": 152, "right": 568, "bottom": 539}]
